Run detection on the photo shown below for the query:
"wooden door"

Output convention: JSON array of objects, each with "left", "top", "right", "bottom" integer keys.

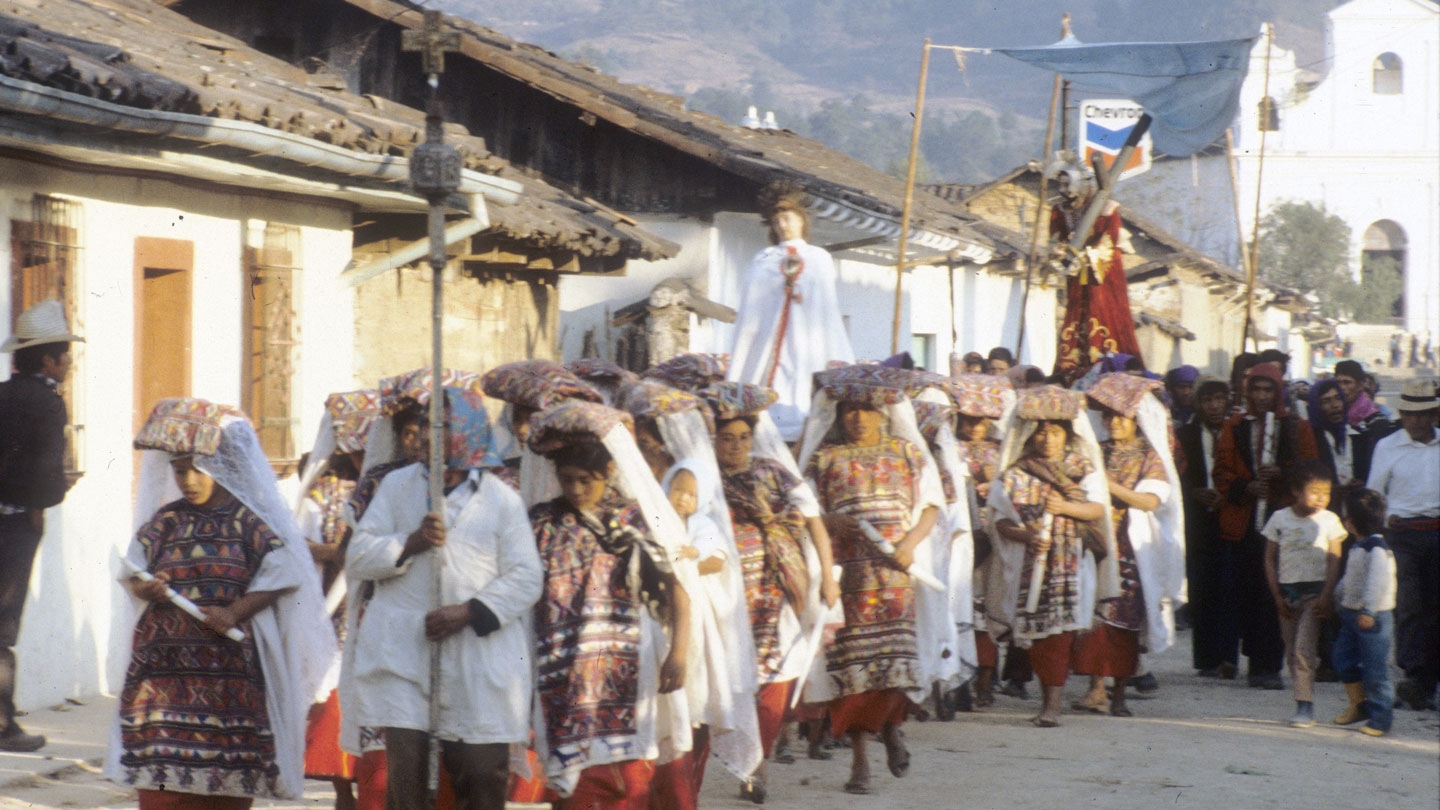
[{"left": 133, "top": 238, "right": 193, "bottom": 436}]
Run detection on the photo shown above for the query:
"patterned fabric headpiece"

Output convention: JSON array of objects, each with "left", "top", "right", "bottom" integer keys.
[
  {"left": 912, "top": 399, "right": 957, "bottom": 445},
  {"left": 813, "top": 364, "right": 907, "bottom": 406},
  {"left": 1015, "top": 385, "right": 1085, "bottom": 422},
  {"left": 643, "top": 352, "right": 730, "bottom": 392},
  {"left": 700, "top": 381, "right": 778, "bottom": 421},
  {"left": 324, "top": 390, "right": 380, "bottom": 453},
  {"left": 1086, "top": 373, "right": 1163, "bottom": 419},
  {"left": 951, "top": 373, "right": 1012, "bottom": 418},
  {"left": 527, "top": 400, "right": 635, "bottom": 456},
  {"left": 480, "top": 360, "right": 602, "bottom": 410},
  {"left": 567, "top": 358, "right": 639, "bottom": 386},
  {"left": 445, "top": 386, "right": 504, "bottom": 469},
  {"left": 379, "top": 368, "right": 486, "bottom": 415},
  {"left": 618, "top": 379, "right": 706, "bottom": 420},
  {"left": 134, "top": 398, "right": 248, "bottom": 455}
]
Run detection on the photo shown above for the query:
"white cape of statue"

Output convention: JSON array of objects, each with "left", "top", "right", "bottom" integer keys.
[{"left": 726, "top": 239, "right": 854, "bottom": 442}]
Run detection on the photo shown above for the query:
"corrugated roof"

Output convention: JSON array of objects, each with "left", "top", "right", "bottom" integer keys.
[
  {"left": 0, "top": 0, "right": 676, "bottom": 262},
  {"left": 334, "top": 0, "right": 1004, "bottom": 259}
]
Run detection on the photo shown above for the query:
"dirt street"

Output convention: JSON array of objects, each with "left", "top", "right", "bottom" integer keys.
[{"left": 3, "top": 632, "right": 1436, "bottom": 810}]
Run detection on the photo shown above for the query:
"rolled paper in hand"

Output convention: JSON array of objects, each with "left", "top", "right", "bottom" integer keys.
[
  {"left": 123, "top": 558, "right": 246, "bottom": 642},
  {"left": 858, "top": 519, "right": 946, "bottom": 592},
  {"left": 1023, "top": 513, "right": 1055, "bottom": 614}
]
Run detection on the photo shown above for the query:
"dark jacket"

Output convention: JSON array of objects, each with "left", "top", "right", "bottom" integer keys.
[
  {"left": 1211, "top": 412, "right": 1320, "bottom": 541},
  {"left": 0, "top": 374, "right": 69, "bottom": 510}
]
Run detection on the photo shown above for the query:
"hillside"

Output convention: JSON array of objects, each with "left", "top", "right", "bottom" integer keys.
[{"left": 434, "top": 0, "right": 1346, "bottom": 182}]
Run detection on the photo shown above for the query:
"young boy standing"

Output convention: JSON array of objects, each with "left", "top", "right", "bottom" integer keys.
[
  {"left": 1262, "top": 461, "right": 1347, "bottom": 727},
  {"left": 1332, "top": 489, "right": 1397, "bottom": 737}
]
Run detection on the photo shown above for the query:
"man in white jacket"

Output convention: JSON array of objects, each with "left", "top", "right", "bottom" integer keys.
[{"left": 347, "top": 397, "right": 542, "bottom": 810}]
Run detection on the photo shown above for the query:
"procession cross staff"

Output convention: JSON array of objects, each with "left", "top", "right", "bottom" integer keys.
[{"left": 402, "top": 9, "right": 462, "bottom": 798}]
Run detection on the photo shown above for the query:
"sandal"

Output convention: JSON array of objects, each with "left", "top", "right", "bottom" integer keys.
[
  {"left": 1030, "top": 716, "right": 1060, "bottom": 728},
  {"left": 843, "top": 776, "right": 871, "bottom": 795},
  {"left": 740, "top": 779, "right": 766, "bottom": 804},
  {"left": 807, "top": 740, "right": 833, "bottom": 760},
  {"left": 1071, "top": 693, "right": 1109, "bottom": 714},
  {"left": 1110, "top": 704, "right": 1134, "bottom": 717},
  {"left": 771, "top": 744, "right": 796, "bottom": 764},
  {"left": 883, "top": 729, "right": 910, "bottom": 778}
]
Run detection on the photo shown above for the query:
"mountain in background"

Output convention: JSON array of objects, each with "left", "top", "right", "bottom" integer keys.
[{"left": 436, "top": 0, "right": 1345, "bottom": 183}]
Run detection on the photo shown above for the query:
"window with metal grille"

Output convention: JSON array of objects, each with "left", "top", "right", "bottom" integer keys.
[
  {"left": 9, "top": 195, "right": 85, "bottom": 476},
  {"left": 243, "top": 223, "right": 301, "bottom": 472}
]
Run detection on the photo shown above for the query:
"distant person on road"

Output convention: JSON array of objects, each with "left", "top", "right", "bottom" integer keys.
[
  {"left": 1262, "top": 461, "right": 1345, "bottom": 728},
  {"left": 1179, "top": 378, "right": 1236, "bottom": 678},
  {"left": 0, "top": 300, "right": 82, "bottom": 753},
  {"left": 1330, "top": 488, "right": 1397, "bottom": 737}
]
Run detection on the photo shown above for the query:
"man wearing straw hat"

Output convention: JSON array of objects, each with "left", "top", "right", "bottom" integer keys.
[
  {"left": 1366, "top": 378, "right": 1440, "bottom": 711},
  {"left": 0, "top": 300, "right": 82, "bottom": 752}
]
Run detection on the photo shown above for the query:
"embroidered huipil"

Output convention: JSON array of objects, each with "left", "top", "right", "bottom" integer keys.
[
  {"left": 1098, "top": 439, "right": 1166, "bottom": 632},
  {"left": 118, "top": 498, "right": 285, "bottom": 798},
  {"left": 804, "top": 438, "right": 925, "bottom": 699},
  {"left": 722, "top": 457, "right": 813, "bottom": 683}
]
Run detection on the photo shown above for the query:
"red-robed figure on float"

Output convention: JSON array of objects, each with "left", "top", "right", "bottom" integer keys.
[{"left": 1047, "top": 156, "right": 1143, "bottom": 382}]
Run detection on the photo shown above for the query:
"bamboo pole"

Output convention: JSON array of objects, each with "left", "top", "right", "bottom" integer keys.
[
  {"left": 892, "top": 39, "right": 932, "bottom": 356},
  {"left": 1016, "top": 74, "right": 1063, "bottom": 361},
  {"left": 1241, "top": 23, "right": 1274, "bottom": 354},
  {"left": 1224, "top": 127, "right": 1254, "bottom": 353}
]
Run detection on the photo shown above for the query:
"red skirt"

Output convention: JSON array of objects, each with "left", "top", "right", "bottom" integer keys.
[
  {"left": 647, "top": 725, "right": 709, "bottom": 810},
  {"left": 1070, "top": 623, "right": 1140, "bottom": 679},
  {"left": 138, "top": 791, "right": 252, "bottom": 810},
  {"left": 828, "top": 688, "right": 910, "bottom": 736},
  {"left": 565, "top": 760, "right": 655, "bottom": 810},
  {"left": 303, "top": 689, "right": 357, "bottom": 780},
  {"left": 509, "top": 744, "right": 558, "bottom": 804},
  {"left": 975, "top": 631, "right": 999, "bottom": 668},
  {"left": 1027, "top": 632, "right": 1076, "bottom": 687},
  {"left": 755, "top": 680, "right": 794, "bottom": 758}
]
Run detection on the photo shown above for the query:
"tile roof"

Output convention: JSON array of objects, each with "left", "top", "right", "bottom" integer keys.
[{"left": 0, "top": 0, "right": 676, "bottom": 262}]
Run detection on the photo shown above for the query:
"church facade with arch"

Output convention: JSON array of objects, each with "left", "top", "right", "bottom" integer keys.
[{"left": 1232, "top": 0, "right": 1439, "bottom": 338}]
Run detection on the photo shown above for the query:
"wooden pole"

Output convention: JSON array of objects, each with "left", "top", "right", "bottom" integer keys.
[
  {"left": 1224, "top": 127, "right": 1254, "bottom": 354},
  {"left": 1016, "top": 74, "right": 1063, "bottom": 361},
  {"left": 893, "top": 39, "right": 932, "bottom": 355},
  {"left": 1241, "top": 23, "right": 1274, "bottom": 354}
]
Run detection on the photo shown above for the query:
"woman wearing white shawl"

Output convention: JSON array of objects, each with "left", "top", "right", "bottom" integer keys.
[
  {"left": 1070, "top": 373, "right": 1185, "bottom": 717},
  {"left": 986, "top": 385, "right": 1117, "bottom": 728},
  {"left": 523, "top": 401, "right": 696, "bottom": 804},
  {"left": 109, "top": 398, "right": 335, "bottom": 804},
  {"left": 950, "top": 374, "right": 1017, "bottom": 710},
  {"left": 615, "top": 379, "right": 762, "bottom": 808},
  {"left": 698, "top": 381, "right": 837, "bottom": 803},
  {"left": 796, "top": 366, "right": 944, "bottom": 795},
  {"left": 291, "top": 390, "right": 378, "bottom": 802}
]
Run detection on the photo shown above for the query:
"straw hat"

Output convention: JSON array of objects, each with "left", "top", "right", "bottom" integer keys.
[
  {"left": 2, "top": 300, "right": 84, "bottom": 352},
  {"left": 1396, "top": 378, "right": 1439, "bottom": 413}
]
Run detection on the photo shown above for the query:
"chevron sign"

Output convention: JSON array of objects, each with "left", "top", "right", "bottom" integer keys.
[{"left": 1080, "top": 99, "right": 1152, "bottom": 181}]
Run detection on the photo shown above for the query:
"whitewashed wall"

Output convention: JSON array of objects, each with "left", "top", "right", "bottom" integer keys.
[
  {"left": 0, "top": 157, "right": 355, "bottom": 707},
  {"left": 1233, "top": 0, "right": 1440, "bottom": 337}
]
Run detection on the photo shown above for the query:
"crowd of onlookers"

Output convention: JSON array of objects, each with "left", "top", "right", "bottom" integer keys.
[{"left": 955, "top": 343, "right": 1438, "bottom": 732}]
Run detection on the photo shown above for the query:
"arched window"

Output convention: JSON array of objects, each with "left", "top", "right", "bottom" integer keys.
[
  {"left": 1257, "top": 96, "right": 1279, "bottom": 131},
  {"left": 1361, "top": 220, "right": 1406, "bottom": 320},
  {"left": 1373, "top": 53, "right": 1402, "bottom": 95}
]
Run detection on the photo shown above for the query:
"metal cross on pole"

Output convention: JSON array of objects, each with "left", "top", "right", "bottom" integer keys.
[{"left": 401, "top": 9, "right": 461, "bottom": 800}]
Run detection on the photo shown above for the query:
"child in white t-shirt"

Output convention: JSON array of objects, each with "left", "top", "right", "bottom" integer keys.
[{"left": 1262, "top": 461, "right": 1347, "bottom": 728}]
